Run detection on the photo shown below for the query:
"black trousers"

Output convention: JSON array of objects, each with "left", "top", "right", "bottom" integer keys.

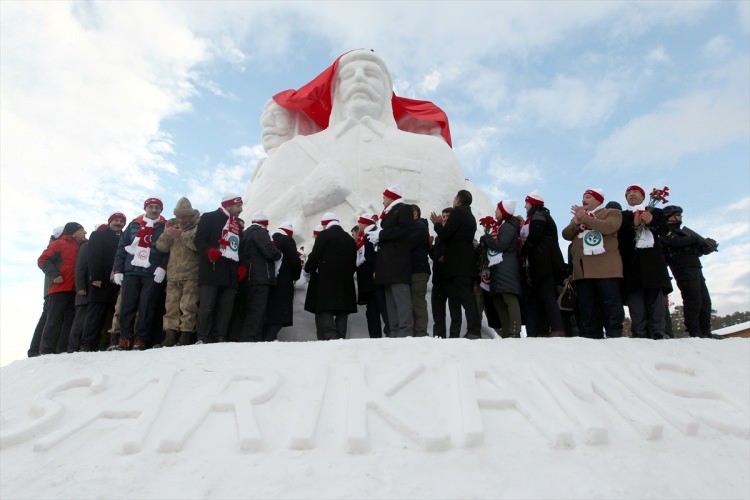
[
  {"left": 627, "top": 288, "right": 667, "bottom": 339},
  {"left": 241, "top": 285, "right": 271, "bottom": 342},
  {"left": 574, "top": 278, "right": 624, "bottom": 339},
  {"left": 66, "top": 304, "right": 87, "bottom": 352},
  {"left": 81, "top": 301, "right": 115, "bottom": 349},
  {"left": 29, "top": 298, "right": 48, "bottom": 357},
  {"left": 120, "top": 275, "right": 165, "bottom": 343},
  {"left": 40, "top": 292, "right": 75, "bottom": 355},
  {"left": 363, "top": 287, "right": 389, "bottom": 338},
  {"left": 197, "top": 285, "right": 236, "bottom": 343},
  {"left": 445, "top": 275, "right": 481, "bottom": 337},
  {"left": 523, "top": 275, "right": 564, "bottom": 336},
  {"left": 431, "top": 281, "right": 461, "bottom": 338},
  {"left": 676, "top": 277, "right": 712, "bottom": 337},
  {"left": 316, "top": 312, "right": 348, "bottom": 340}
]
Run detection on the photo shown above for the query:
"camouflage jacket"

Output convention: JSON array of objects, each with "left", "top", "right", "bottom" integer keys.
[{"left": 155, "top": 211, "right": 201, "bottom": 281}]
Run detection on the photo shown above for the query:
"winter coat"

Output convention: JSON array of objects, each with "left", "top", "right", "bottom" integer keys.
[
  {"left": 430, "top": 235, "right": 447, "bottom": 285},
  {"left": 356, "top": 227, "right": 378, "bottom": 303},
  {"left": 74, "top": 241, "right": 89, "bottom": 307},
  {"left": 618, "top": 208, "right": 671, "bottom": 293},
  {"left": 304, "top": 225, "right": 357, "bottom": 314},
  {"left": 240, "top": 224, "right": 282, "bottom": 286},
  {"left": 113, "top": 216, "right": 168, "bottom": 277},
  {"left": 433, "top": 204, "right": 477, "bottom": 279},
  {"left": 155, "top": 211, "right": 201, "bottom": 282},
  {"left": 38, "top": 235, "right": 81, "bottom": 295},
  {"left": 194, "top": 208, "right": 239, "bottom": 288},
  {"left": 562, "top": 208, "right": 623, "bottom": 280},
  {"left": 481, "top": 218, "right": 522, "bottom": 296},
  {"left": 661, "top": 222, "right": 714, "bottom": 281},
  {"left": 522, "top": 206, "right": 566, "bottom": 286},
  {"left": 409, "top": 217, "right": 431, "bottom": 276},
  {"left": 265, "top": 232, "right": 302, "bottom": 326},
  {"left": 85, "top": 226, "right": 121, "bottom": 303},
  {"left": 374, "top": 201, "right": 413, "bottom": 285}
]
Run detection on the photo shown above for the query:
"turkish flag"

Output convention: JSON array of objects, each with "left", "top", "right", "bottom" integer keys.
[{"left": 272, "top": 51, "right": 453, "bottom": 147}]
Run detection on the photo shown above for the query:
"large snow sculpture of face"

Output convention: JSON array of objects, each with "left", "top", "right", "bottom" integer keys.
[
  {"left": 331, "top": 51, "right": 393, "bottom": 123},
  {"left": 260, "top": 99, "right": 295, "bottom": 154}
]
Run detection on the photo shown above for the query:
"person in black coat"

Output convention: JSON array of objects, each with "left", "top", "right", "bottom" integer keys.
[
  {"left": 519, "top": 190, "right": 566, "bottom": 337},
  {"left": 79, "top": 214, "right": 126, "bottom": 351},
  {"left": 370, "top": 185, "right": 414, "bottom": 337},
  {"left": 430, "top": 208, "right": 462, "bottom": 338},
  {"left": 480, "top": 201, "right": 522, "bottom": 338},
  {"left": 619, "top": 185, "right": 672, "bottom": 339},
  {"left": 355, "top": 214, "right": 389, "bottom": 338},
  {"left": 304, "top": 214, "right": 357, "bottom": 340},
  {"left": 409, "top": 205, "right": 431, "bottom": 337},
  {"left": 430, "top": 190, "right": 481, "bottom": 339},
  {"left": 239, "top": 211, "right": 281, "bottom": 342},
  {"left": 263, "top": 222, "right": 302, "bottom": 341},
  {"left": 194, "top": 194, "right": 244, "bottom": 344},
  {"left": 661, "top": 205, "right": 718, "bottom": 338}
]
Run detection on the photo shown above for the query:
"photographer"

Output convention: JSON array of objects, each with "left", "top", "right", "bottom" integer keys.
[{"left": 662, "top": 206, "right": 718, "bottom": 338}]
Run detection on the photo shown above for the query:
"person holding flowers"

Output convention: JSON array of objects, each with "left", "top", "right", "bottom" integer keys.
[
  {"left": 479, "top": 201, "right": 522, "bottom": 338},
  {"left": 618, "top": 185, "right": 672, "bottom": 339}
]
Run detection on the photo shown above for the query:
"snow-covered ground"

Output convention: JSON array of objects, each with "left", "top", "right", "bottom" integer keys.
[{"left": 1, "top": 332, "right": 748, "bottom": 499}]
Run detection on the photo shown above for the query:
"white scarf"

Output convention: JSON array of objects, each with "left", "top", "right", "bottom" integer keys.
[
  {"left": 578, "top": 206, "right": 606, "bottom": 256},
  {"left": 219, "top": 208, "right": 241, "bottom": 262},
  {"left": 125, "top": 216, "right": 158, "bottom": 268},
  {"left": 628, "top": 202, "right": 655, "bottom": 249},
  {"left": 357, "top": 225, "right": 377, "bottom": 267}
]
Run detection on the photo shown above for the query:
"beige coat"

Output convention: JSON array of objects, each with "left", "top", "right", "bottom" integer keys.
[
  {"left": 155, "top": 211, "right": 201, "bottom": 281},
  {"left": 562, "top": 208, "right": 623, "bottom": 280}
]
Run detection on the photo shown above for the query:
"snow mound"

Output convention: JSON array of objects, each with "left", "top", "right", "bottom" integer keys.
[{"left": 1, "top": 338, "right": 748, "bottom": 499}]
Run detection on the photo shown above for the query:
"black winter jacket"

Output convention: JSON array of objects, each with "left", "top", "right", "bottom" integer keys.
[
  {"left": 433, "top": 204, "right": 477, "bottom": 279},
  {"left": 374, "top": 201, "right": 413, "bottom": 285},
  {"left": 240, "top": 224, "right": 281, "bottom": 286}
]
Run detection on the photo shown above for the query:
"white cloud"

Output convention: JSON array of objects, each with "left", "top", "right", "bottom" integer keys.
[
  {"left": 740, "top": 1, "right": 750, "bottom": 32},
  {"left": 185, "top": 145, "right": 262, "bottom": 209},
  {"left": 483, "top": 161, "right": 543, "bottom": 201},
  {"left": 591, "top": 58, "right": 749, "bottom": 169},
  {"left": 0, "top": 1, "right": 211, "bottom": 335},
  {"left": 646, "top": 46, "right": 670, "bottom": 64},
  {"left": 515, "top": 75, "right": 620, "bottom": 128},
  {"left": 703, "top": 35, "right": 731, "bottom": 58},
  {"left": 420, "top": 70, "right": 442, "bottom": 93}
]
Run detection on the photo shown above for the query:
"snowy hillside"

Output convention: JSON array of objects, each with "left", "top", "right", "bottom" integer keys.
[{"left": 1, "top": 335, "right": 748, "bottom": 499}]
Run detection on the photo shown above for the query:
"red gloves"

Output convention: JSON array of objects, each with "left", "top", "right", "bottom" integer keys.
[
  {"left": 207, "top": 248, "right": 222, "bottom": 262},
  {"left": 237, "top": 265, "right": 248, "bottom": 282}
]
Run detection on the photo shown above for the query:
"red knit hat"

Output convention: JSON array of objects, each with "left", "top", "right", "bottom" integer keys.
[
  {"left": 144, "top": 197, "right": 163, "bottom": 209},
  {"left": 313, "top": 224, "right": 324, "bottom": 236},
  {"left": 584, "top": 188, "right": 605, "bottom": 203},
  {"left": 108, "top": 212, "right": 126, "bottom": 225},
  {"left": 625, "top": 185, "right": 645, "bottom": 198}
]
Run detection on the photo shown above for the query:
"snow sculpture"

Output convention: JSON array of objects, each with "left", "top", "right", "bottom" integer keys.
[{"left": 244, "top": 49, "right": 492, "bottom": 246}]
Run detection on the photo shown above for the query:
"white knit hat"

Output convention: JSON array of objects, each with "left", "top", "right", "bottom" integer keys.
[
  {"left": 321, "top": 212, "right": 339, "bottom": 226},
  {"left": 383, "top": 184, "right": 403, "bottom": 200},
  {"left": 497, "top": 200, "right": 517, "bottom": 218},
  {"left": 584, "top": 188, "right": 605, "bottom": 203},
  {"left": 277, "top": 221, "right": 294, "bottom": 236},
  {"left": 251, "top": 210, "right": 269, "bottom": 224},
  {"left": 52, "top": 226, "right": 64, "bottom": 239},
  {"left": 525, "top": 190, "right": 544, "bottom": 206},
  {"left": 221, "top": 193, "right": 243, "bottom": 207}
]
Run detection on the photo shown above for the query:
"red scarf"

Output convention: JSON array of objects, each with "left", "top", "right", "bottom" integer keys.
[{"left": 218, "top": 207, "right": 241, "bottom": 261}]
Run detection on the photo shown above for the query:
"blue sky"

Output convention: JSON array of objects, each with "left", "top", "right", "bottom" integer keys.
[{"left": 1, "top": 1, "right": 748, "bottom": 364}]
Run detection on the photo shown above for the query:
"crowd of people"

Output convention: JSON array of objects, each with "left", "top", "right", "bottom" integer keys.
[{"left": 29, "top": 183, "right": 719, "bottom": 356}]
